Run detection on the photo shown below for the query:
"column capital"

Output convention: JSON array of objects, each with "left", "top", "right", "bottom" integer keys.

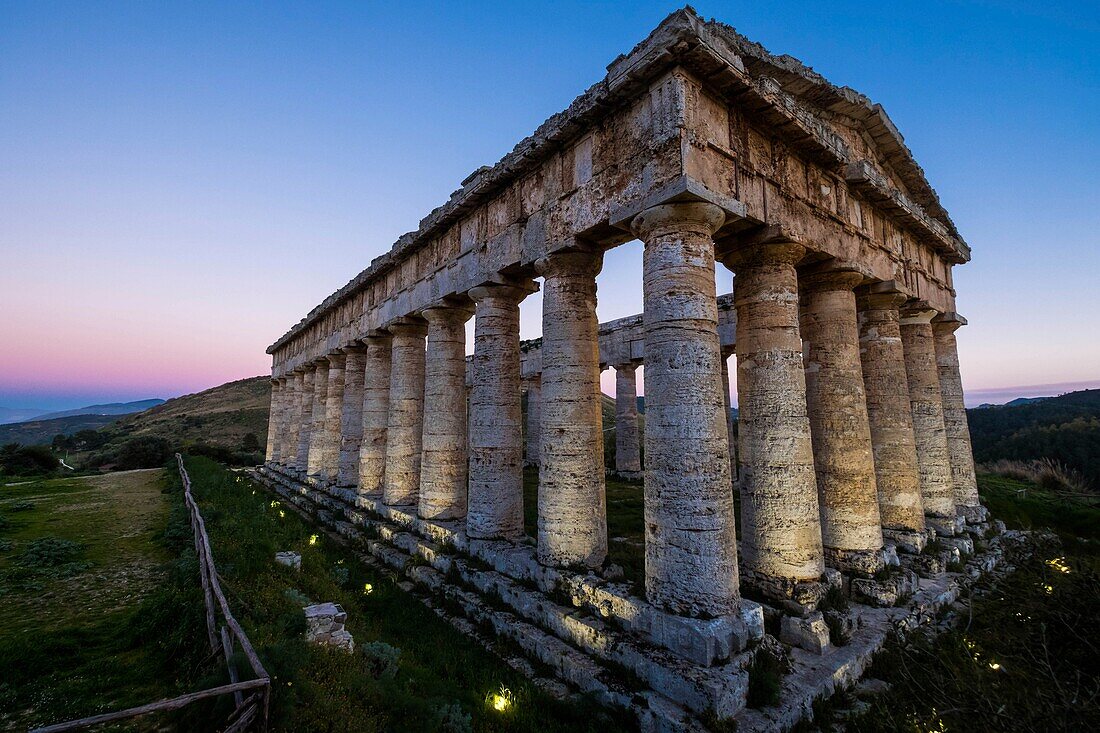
[
  {"left": 468, "top": 279, "right": 538, "bottom": 305},
  {"left": 932, "top": 312, "right": 968, "bottom": 333},
  {"left": 325, "top": 352, "right": 347, "bottom": 369},
  {"left": 338, "top": 343, "right": 367, "bottom": 355},
  {"left": 362, "top": 330, "right": 393, "bottom": 346},
  {"left": 720, "top": 240, "right": 806, "bottom": 270},
  {"left": 420, "top": 300, "right": 475, "bottom": 325},
  {"left": 629, "top": 201, "right": 725, "bottom": 241},
  {"left": 798, "top": 259, "right": 871, "bottom": 293},
  {"left": 534, "top": 249, "right": 603, "bottom": 279},
  {"left": 899, "top": 301, "right": 939, "bottom": 326},
  {"left": 613, "top": 360, "right": 640, "bottom": 372},
  {"left": 385, "top": 316, "right": 428, "bottom": 337}
]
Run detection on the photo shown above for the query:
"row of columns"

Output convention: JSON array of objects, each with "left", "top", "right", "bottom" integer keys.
[{"left": 267, "top": 201, "right": 981, "bottom": 618}]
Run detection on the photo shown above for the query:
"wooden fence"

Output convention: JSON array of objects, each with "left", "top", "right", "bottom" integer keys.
[{"left": 30, "top": 455, "right": 271, "bottom": 733}]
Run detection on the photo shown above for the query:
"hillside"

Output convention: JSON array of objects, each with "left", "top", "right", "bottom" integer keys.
[
  {"left": 968, "top": 389, "right": 1100, "bottom": 488},
  {"left": 109, "top": 376, "right": 270, "bottom": 449},
  {"left": 34, "top": 399, "right": 165, "bottom": 421},
  {"left": 0, "top": 414, "right": 120, "bottom": 447}
]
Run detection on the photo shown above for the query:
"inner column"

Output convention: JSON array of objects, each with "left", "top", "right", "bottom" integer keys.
[
  {"left": 900, "top": 307, "right": 957, "bottom": 534},
  {"left": 523, "top": 375, "right": 541, "bottom": 467},
  {"left": 467, "top": 283, "right": 534, "bottom": 541},
  {"left": 536, "top": 251, "right": 607, "bottom": 568},
  {"left": 419, "top": 303, "right": 474, "bottom": 520},
  {"left": 358, "top": 333, "right": 392, "bottom": 498},
  {"left": 799, "top": 269, "right": 885, "bottom": 576},
  {"left": 932, "top": 315, "right": 985, "bottom": 523},
  {"left": 337, "top": 345, "right": 366, "bottom": 488},
  {"left": 306, "top": 359, "right": 330, "bottom": 483},
  {"left": 857, "top": 287, "right": 926, "bottom": 549},
  {"left": 632, "top": 202, "right": 739, "bottom": 617},
  {"left": 720, "top": 347, "right": 737, "bottom": 481},
  {"left": 614, "top": 362, "right": 642, "bottom": 476},
  {"left": 722, "top": 241, "right": 825, "bottom": 607},
  {"left": 266, "top": 378, "right": 282, "bottom": 464},
  {"left": 281, "top": 373, "right": 302, "bottom": 467},
  {"left": 383, "top": 318, "right": 428, "bottom": 507},
  {"left": 294, "top": 368, "right": 314, "bottom": 476},
  {"left": 321, "top": 353, "right": 346, "bottom": 485}
]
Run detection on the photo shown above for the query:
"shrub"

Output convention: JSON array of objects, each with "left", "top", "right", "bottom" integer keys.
[
  {"left": 16, "top": 537, "right": 84, "bottom": 568},
  {"left": 747, "top": 644, "right": 787, "bottom": 708},
  {"left": 359, "top": 640, "right": 401, "bottom": 679},
  {"left": 115, "top": 436, "right": 172, "bottom": 470},
  {"left": 7, "top": 501, "right": 34, "bottom": 512},
  {"left": 434, "top": 702, "right": 472, "bottom": 733},
  {"left": 0, "top": 443, "right": 58, "bottom": 476}
]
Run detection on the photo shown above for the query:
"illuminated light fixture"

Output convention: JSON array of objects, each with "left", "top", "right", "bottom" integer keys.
[
  {"left": 988, "top": 662, "right": 1002, "bottom": 670},
  {"left": 363, "top": 582, "right": 374, "bottom": 595},
  {"left": 279, "top": 510, "right": 286, "bottom": 518},
  {"left": 309, "top": 534, "right": 319, "bottom": 546},
  {"left": 487, "top": 685, "right": 513, "bottom": 713},
  {"left": 1046, "top": 557, "right": 1071, "bottom": 574}
]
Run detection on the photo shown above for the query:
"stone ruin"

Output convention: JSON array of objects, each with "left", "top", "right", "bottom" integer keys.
[
  {"left": 253, "top": 8, "right": 1000, "bottom": 730},
  {"left": 303, "top": 602, "right": 354, "bottom": 653}
]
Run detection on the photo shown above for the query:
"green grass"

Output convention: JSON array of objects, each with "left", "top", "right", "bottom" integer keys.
[
  {"left": 182, "top": 456, "right": 634, "bottom": 733},
  {"left": 0, "top": 469, "right": 184, "bottom": 731}
]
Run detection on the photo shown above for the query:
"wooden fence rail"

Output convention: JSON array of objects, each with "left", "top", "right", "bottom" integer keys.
[{"left": 30, "top": 455, "right": 271, "bottom": 733}]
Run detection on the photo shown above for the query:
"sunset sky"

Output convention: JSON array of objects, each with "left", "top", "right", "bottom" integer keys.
[{"left": 2, "top": 1, "right": 1097, "bottom": 411}]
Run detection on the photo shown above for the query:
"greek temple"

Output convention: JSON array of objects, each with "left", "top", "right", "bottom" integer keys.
[{"left": 257, "top": 8, "right": 994, "bottom": 729}]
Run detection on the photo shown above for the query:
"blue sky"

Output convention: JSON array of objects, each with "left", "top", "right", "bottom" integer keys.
[{"left": 1, "top": 1, "right": 1097, "bottom": 410}]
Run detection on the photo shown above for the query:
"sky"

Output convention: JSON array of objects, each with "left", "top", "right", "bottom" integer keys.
[{"left": 1, "top": 1, "right": 1097, "bottom": 411}]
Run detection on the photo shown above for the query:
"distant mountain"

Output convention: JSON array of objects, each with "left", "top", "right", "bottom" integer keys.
[
  {"left": 32, "top": 399, "right": 165, "bottom": 422},
  {"left": 0, "top": 407, "right": 48, "bottom": 425},
  {"left": 0, "top": 414, "right": 120, "bottom": 446},
  {"left": 967, "top": 389, "right": 1100, "bottom": 487}
]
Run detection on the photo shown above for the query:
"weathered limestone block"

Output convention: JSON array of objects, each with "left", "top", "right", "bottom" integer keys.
[
  {"left": 419, "top": 303, "right": 473, "bottom": 520},
  {"left": 306, "top": 362, "right": 330, "bottom": 479},
  {"left": 384, "top": 319, "right": 428, "bottom": 506},
  {"left": 336, "top": 346, "right": 366, "bottom": 487},
  {"left": 275, "top": 550, "right": 301, "bottom": 570},
  {"left": 535, "top": 251, "right": 607, "bottom": 568},
  {"left": 468, "top": 283, "right": 534, "bottom": 540},
  {"left": 303, "top": 602, "right": 354, "bottom": 652},
  {"left": 799, "top": 269, "right": 885, "bottom": 576},
  {"left": 932, "top": 316, "right": 985, "bottom": 523},
  {"left": 857, "top": 288, "right": 926, "bottom": 547},
  {"left": 358, "top": 333, "right": 392, "bottom": 497},
  {"left": 724, "top": 242, "right": 825, "bottom": 605},
  {"left": 614, "top": 362, "right": 642, "bottom": 475},
  {"left": 295, "top": 367, "right": 315, "bottom": 474},
  {"left": 321, "top": 353, "right": 346, "bottom": 483},
  {"left": 632, "top": 202, "right": 739, "bottom": 617},
  {"left": 283, "top": 372, "right": 303, "bottom": 469},
  {"left": 900, "top": 309, "right": 957, "bottom": 534},
  {"left": 779, "top": 612, "right": 830, "bottom": 654},
  {"left": 524, "top": 376, "right": 541, "bottom": 467}
]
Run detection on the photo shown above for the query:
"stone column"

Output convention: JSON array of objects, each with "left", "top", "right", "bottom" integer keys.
[
  {"left": 321, "top": 353, "right": 345, "bottom": 485},
  {"left": 336, "top": 346, "right": 366, "bottom": 487},
  {"left": 723, "top": 241, "right": 824, "bottom": 606},
  {"left": 932, "top": 315, "right": 985, "bottom": 523},
  {"left": 266, "top": 378, "right": 281, "bottom": 463},
  {"left": 358, "top": 333, "right": 392, "bottom": 497},
  {"left": 799, "top": 269, "right": 884, "bottom": 576},
  {"left": 285, "top": 371, "right": 303, "bottom": 470},
  {"left": 614, "top": 363, "right": 642, "bottom": 475},
  {"left": 467, "top": 282, "right": 533, "bottom": 541},
  {"left": 900, "top": 308, "right": 957, "bottom": 534},
  {"left": 383, "top": 318, "right": 428, "bottom": 507},
  {"left": 523, "top": 376, "right": 541, "bottom": 467},
  {"left": 295, "top": 366, "right": 315, "bottom": 475},
  {"left": 632, "top": 202, "right": 739, "bottom": 617},
  {"left": 857, "top": 288, "right": 926, "bottom": 545},
  {"left": 720, "top": 347, "right": 737, "bottom": 481},
  {"left": 536, "top": 251, "right": 607, "bottom": 568},
  {"left": 306, "top": 360, "right": 330, "bottom": 481},
  {"left": 419, "top": 303, "right": 474, "bottom": 520}
]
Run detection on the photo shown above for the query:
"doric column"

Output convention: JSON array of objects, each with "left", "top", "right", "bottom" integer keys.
[
  {"left": 358, "top": 333, "right": 392, "bottom": 497},
  {"left": 294, "top": 367, "right": 315, "bottom": 474},
  {"left": 720, "top": 347, "right": 737, "bottom": 481},
  {"left": 857, "top": 288, "right": 926, "bottom": 543},
  {"left": 722, "top": 241, "right": 824, "bottom": 606},
  {"left": 900, "top": 307, "right": 957, "bottom": 533},
  {"left": 799, "top": 268, "right": 884, "bottom": 576},
  {"left": 265, "top": 378, "right": 282, "bottom": 463},
  {"left": 632, "top": 202, "right": 739, "bottom": 617},
  {"left": 523, "top": 376, "right": 541, "bottom": 467},
  {"left": 306, "top": 360, "right": 330, "bottom": 480},
  {"left": 277, "top": 374, "right": 296, "bottom": 465},
  {"left": 932, "top": 315, "right": 985, "bottom": 522},
  {"left": 535, "top": 251, "right": 607, "bottom": 568},
  {"left": 419, "top": 303, "right": 474, "bottom": 520},
  {"left": 383, "top": 318, "right": 428, "bottom": 507},
  {"left": 321, "top": 353, "right": 345, "bottom": 484},
  {"left": 467, "top": 282, "right": 535, "bottom": 541},
  {"left": 614, "top": 362, "right": 642, "bottom": 475},
  {"left": 337, "top": 347, "right": 366, "bottom": 487}
]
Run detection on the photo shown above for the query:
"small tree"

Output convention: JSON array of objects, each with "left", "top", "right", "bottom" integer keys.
[{"left": 115, "top": 436, "right": 171, "bottom": 470}]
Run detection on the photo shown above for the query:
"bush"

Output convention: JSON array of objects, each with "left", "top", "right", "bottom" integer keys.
[
  {"left": 746, "top": 643, "right": 787, "bottom": 708},
  {"left": 115, "top": 436, "right": 172, "bottom": 470},
  {"left": 16, "top": 537, "right": 84, "bottom": 568},
  {"left": 434, "top": 702, "right": 472, "bottom": 733},
  {"left": 359, "top": 641, "right": 401, "bottom": 680},
  {"left": 0, "top": 443, "right": 58, "bottom": 476}
]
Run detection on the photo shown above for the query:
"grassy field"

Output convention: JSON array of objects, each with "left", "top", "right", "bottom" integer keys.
[{"left": 0, "top": 469, "right": 178, "bottom": 731}]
